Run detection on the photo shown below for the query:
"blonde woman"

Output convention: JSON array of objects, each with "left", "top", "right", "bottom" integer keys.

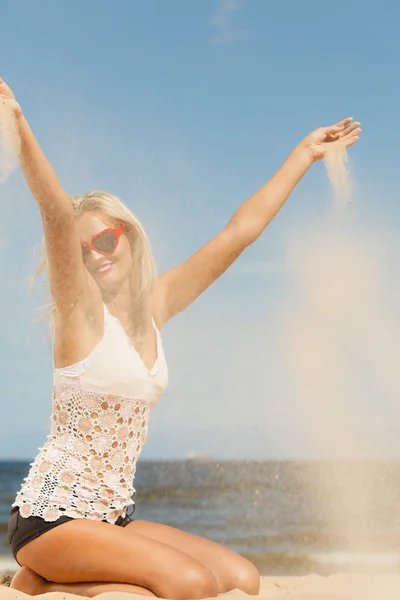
[{"left": 1, "top": 78, "right": 361, "bottom": 598}]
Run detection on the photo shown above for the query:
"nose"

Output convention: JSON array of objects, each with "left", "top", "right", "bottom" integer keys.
[
  {"left": 83, "top": 248, "right": 107, "bottom": 266},
  {"left": 90, "top": 249, "right": 105, "bottom": 260}
]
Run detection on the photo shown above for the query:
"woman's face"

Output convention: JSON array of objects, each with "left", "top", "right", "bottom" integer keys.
[{"left": 76, "top": 212, "right": 133, "bottom": 294}]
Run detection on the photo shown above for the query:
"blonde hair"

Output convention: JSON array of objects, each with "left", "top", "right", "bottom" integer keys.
[{"left": 32, "top": 190, "right": 156, "bottom": 345}]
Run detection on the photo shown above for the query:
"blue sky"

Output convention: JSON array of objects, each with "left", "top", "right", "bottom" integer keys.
[{"left": 1, "top": 0, "right": 400, "bottom": 460}]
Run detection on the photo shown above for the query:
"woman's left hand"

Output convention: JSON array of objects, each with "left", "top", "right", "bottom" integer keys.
[{"left": 302, "top": 117, "right": 362, "bottom": 162}]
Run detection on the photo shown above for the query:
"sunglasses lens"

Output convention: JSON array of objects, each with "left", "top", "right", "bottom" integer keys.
[{"left": 94, "top": 230, "right": 118, "bottom": 253}]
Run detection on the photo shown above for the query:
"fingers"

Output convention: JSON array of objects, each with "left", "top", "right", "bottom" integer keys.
[
  {"left": 324, "top": 123, "right": 346, "bottom": 137},
  {"left": 345, "top": 127, "right": 362, "bottom": 139},
  {"left": 338, "top": 120, "right": 361, "bottom": 139},
  {"left": 336, "top": 117, "right": 354, "bottom": 128},
  {"left": 323, "top": 117, "right": 356, "bottom": 138},
  {"left": 324, "top": 118, "right": 362, "bottom": 149},
  {"left": 338, "top": 120, "right": 362, "bottom": 149},
  {"left": 344, "top": 135, "right": 360, "bottom": 149}
]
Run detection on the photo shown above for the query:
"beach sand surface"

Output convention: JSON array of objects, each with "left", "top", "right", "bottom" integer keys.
[{"left": 1, "top": 574, "right": 400, "bottom": 599}]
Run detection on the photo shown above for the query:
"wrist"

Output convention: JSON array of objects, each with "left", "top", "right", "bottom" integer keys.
[{"left": 291, "top": 141, "right": 315, "bottom": 169}]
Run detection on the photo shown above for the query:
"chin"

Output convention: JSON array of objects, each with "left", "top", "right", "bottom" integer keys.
[{"left": 95, "top": 269, "right": 130, "bottom": 295}]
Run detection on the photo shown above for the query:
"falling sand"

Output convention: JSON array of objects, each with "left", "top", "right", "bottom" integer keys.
[
  {"left": 0, "top": 102, "right": 20, "bottom": 185},
  {"left": 275, "top": 136, "right": 400, "bottom": 571},
  {"left": 324, "top": 139, "right": 352, "bottom": 204}
]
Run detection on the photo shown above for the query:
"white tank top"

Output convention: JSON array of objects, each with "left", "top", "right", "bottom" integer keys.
[{"left": 12, "top": 305, "right": 168, "bottom": 523}]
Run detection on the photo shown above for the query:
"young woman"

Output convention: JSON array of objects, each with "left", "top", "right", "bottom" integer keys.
[{"left": 1, "top": 77, "right": 361, "bottom": 598}]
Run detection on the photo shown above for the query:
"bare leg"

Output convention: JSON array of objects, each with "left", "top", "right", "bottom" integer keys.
[
  {"left": 127, "top": 520, "right": 260, "bottom": 595},
  {"left": 11, "top": 566, "right": 156, "bottom": 597},
  {"left": 16, "top": 519, "right": 219, "bottom": 600}
]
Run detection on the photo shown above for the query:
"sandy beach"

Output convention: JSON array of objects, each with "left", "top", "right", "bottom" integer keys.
[{"left": 0, "top": 574, "right": 399, "bottom": 599}]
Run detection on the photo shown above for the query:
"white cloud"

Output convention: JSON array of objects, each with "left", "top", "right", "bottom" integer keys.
[{"left": 211, "top": 0, "right": 247, "bottom": 46}]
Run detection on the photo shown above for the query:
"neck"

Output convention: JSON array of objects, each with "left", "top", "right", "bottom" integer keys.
[{"left": 102, "top": 280, "right": 133, "bottom": 319}]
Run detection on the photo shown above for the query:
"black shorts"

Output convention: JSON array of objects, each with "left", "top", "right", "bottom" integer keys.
[{"left": 8, "top": 504, "right": 135, "bottom": 566}]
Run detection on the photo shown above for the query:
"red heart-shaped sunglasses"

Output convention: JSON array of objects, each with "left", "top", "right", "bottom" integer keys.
[{"left": 81, "top": 225, "right": 126, "bottom": 259}]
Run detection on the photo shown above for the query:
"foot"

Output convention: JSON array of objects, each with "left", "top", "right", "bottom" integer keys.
[{"left": 10, "top": 566, "right": 47, "bottom": 595}]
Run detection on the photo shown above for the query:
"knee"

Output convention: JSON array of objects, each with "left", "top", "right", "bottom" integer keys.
[
  {"left": 173, "top": 565, "right": 219, "bottom": 600},
  {"left": 232, "top": 559, "right": 260, "bottom": 595}
]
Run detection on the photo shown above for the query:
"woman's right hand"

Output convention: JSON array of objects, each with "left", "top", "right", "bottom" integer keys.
[{"left": 0, "top": 78, "right": 22, "bottom": 119}]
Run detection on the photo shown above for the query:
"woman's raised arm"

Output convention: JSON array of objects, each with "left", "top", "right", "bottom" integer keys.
[
  {"left": 0, "top": 78, "right": 94, "bottom": 314},
  {"left": 155, "top": 118, "right": 362, "bottom": 325}
]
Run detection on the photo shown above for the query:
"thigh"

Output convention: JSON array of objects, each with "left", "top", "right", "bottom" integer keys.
[
  {"left": 16, "top": 519, "right": 218, "bottom": 600},
  {"left": 127, "top": 520, "right": 260, "bottom": 594}
]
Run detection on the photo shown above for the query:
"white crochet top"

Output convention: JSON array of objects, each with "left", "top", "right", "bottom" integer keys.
[{"left": 12, "top": 305, "right": 168, "bottom": 523}]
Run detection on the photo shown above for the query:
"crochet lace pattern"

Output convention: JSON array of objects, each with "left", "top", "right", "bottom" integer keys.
[{"left": 13, "top": 382, "right": 152, "bottom": 522}]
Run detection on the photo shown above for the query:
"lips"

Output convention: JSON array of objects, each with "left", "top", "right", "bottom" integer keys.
[{"left": 95, "top": 262, "right": 113, "bottom": 274}]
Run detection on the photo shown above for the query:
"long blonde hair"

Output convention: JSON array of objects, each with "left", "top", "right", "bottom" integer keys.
[{"left": 31, "top": 190, "right": 156, "bottom": 344}]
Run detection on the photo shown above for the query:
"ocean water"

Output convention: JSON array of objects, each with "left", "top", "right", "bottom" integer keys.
[{"left": 2, "top": 460, "right": 400, "bottom": 575}]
